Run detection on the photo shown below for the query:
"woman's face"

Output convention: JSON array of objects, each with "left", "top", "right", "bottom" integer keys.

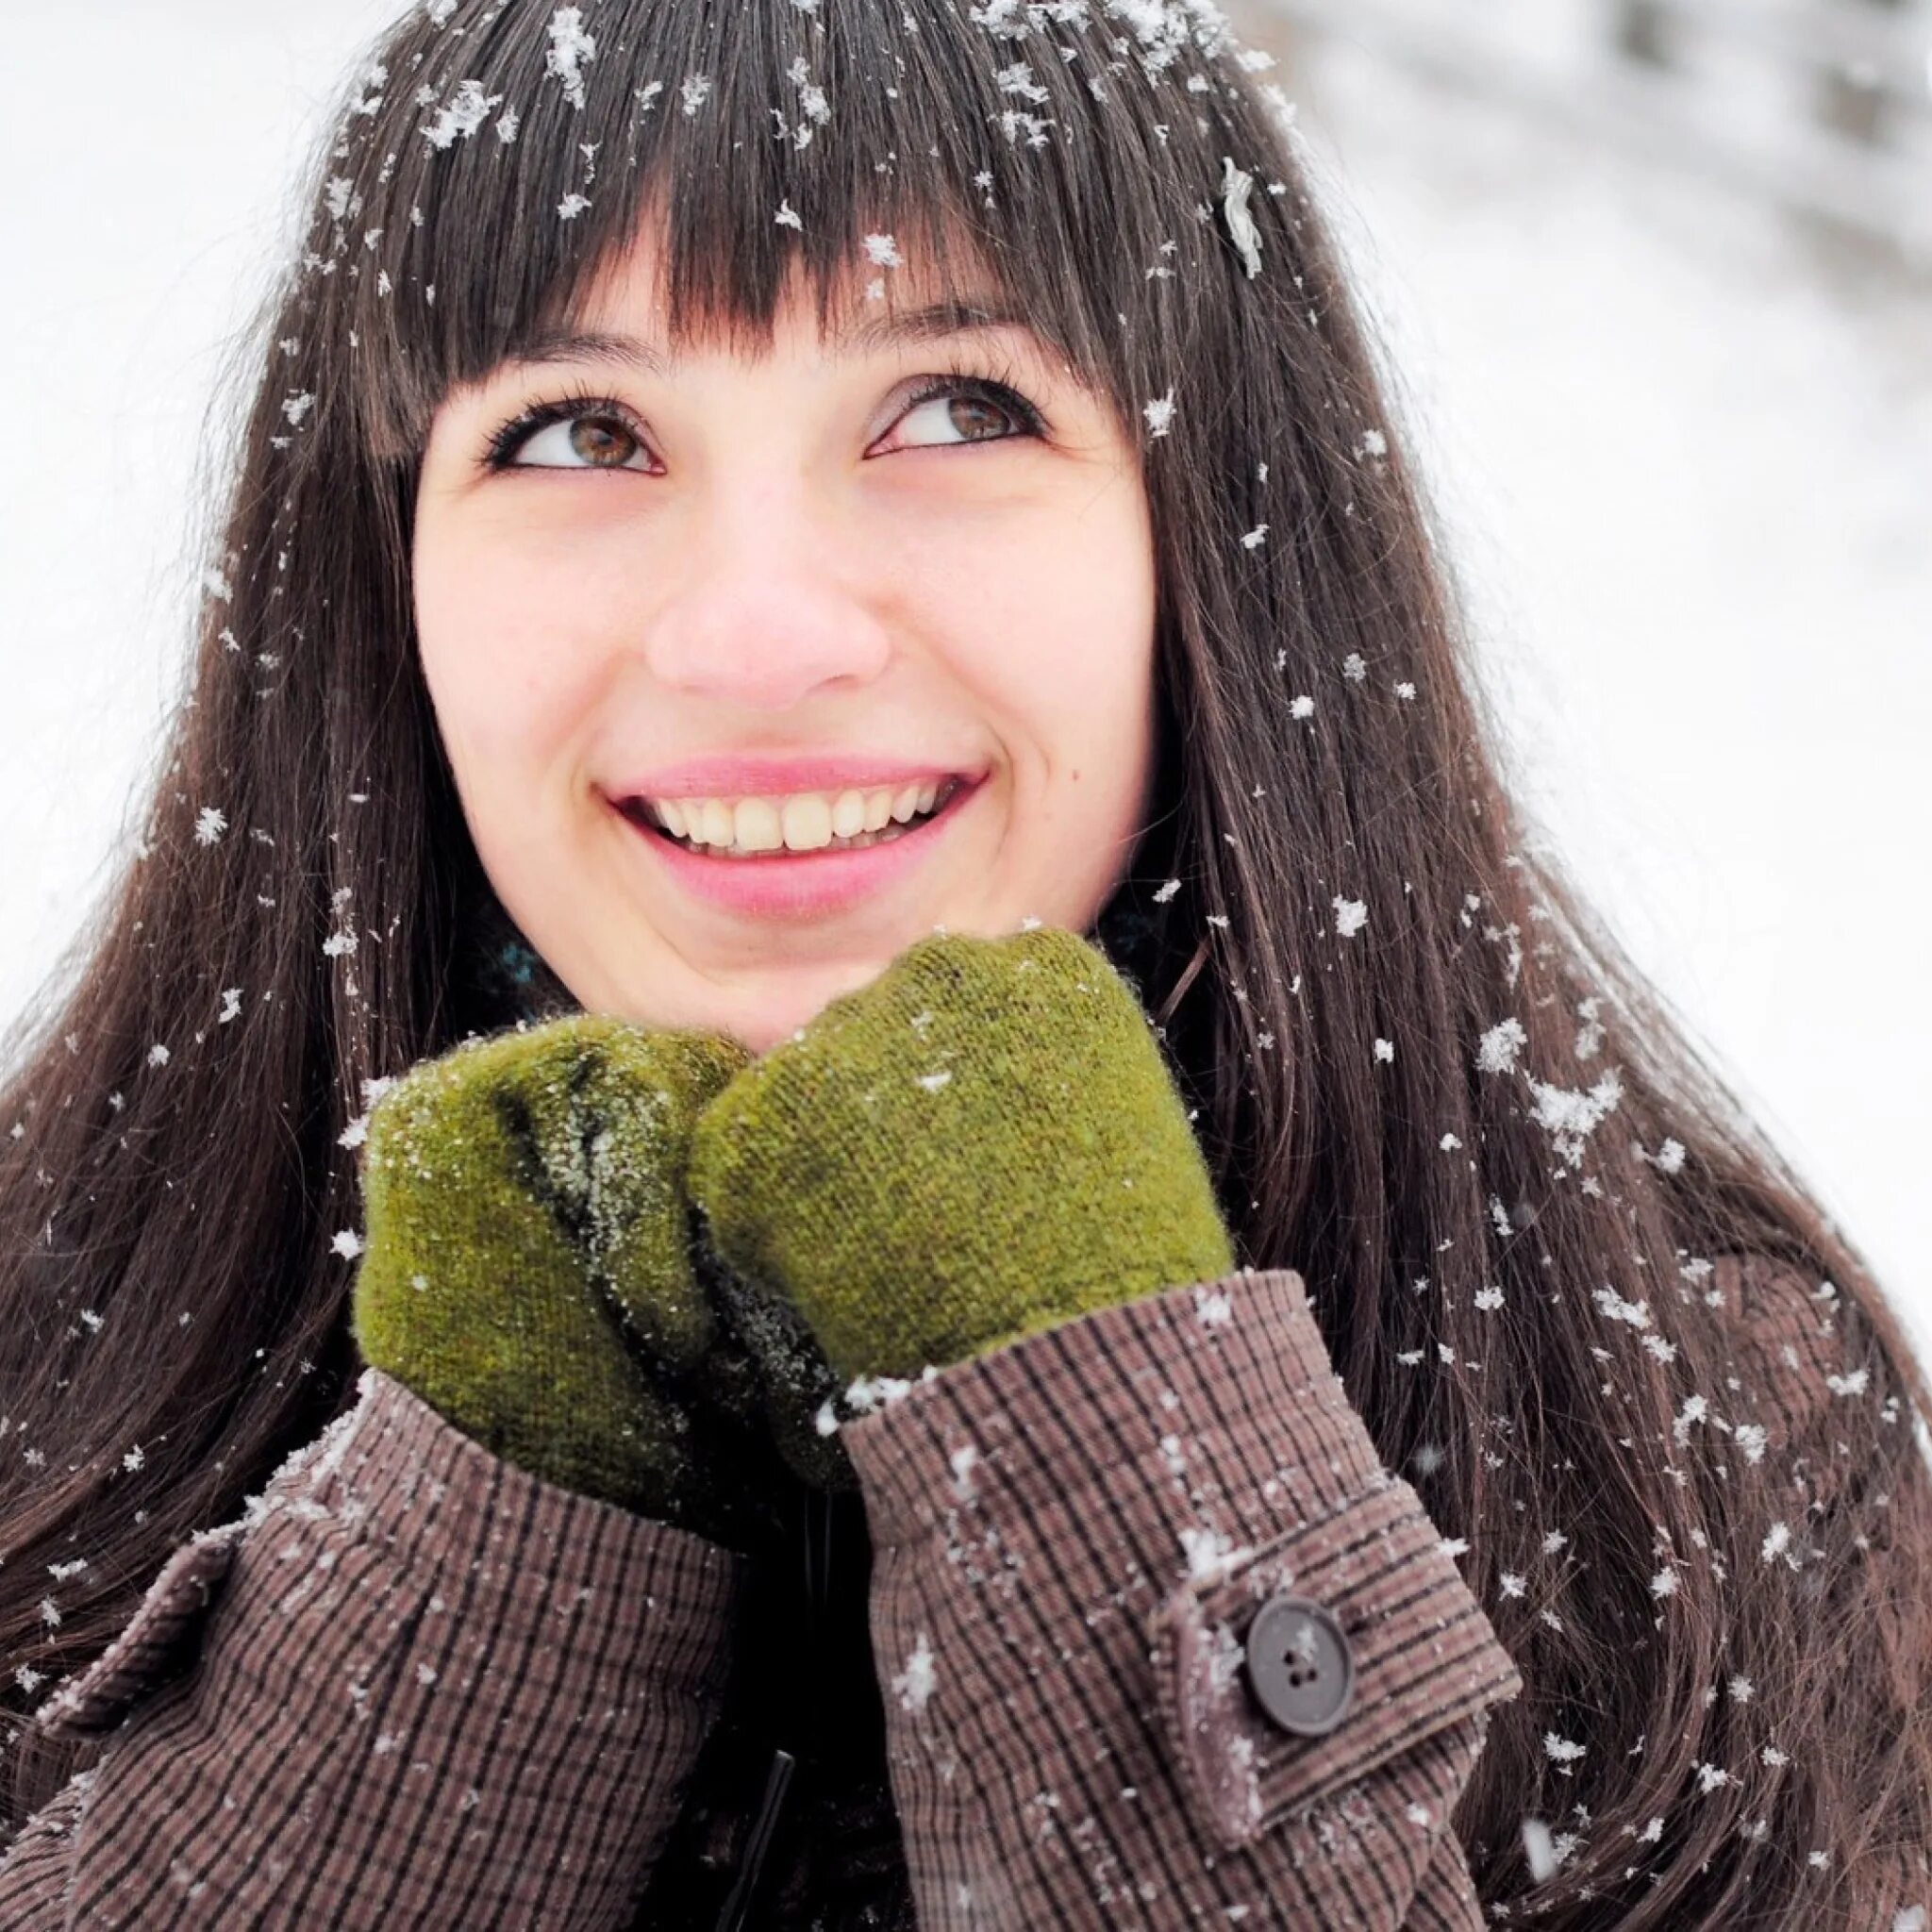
[{"left": 412, "top": 223, "right": 1158, "bottom": 1055}]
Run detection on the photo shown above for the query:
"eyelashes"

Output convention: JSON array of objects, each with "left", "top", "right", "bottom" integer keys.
[
  {"left": 475, "top": 355, "right": 1050, "bottom": 475},
  {"left": 480, "top": 379, "right": 645, "bottom": 472}
]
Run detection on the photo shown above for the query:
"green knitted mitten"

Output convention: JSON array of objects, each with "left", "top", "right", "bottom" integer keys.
[
  {"left": 687, "top": 927, "right": 1237, "bottom": 1455},
  {"left": 352, "top": 1015, "right": 795, "bottom": 1546}
]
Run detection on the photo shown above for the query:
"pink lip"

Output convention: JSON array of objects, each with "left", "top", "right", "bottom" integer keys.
[
  {"left": 616, "top": 775, "right": 983, "bottom": 919},
  {"left": 617, "top": 754, "right": 983, "bottom": 800}
]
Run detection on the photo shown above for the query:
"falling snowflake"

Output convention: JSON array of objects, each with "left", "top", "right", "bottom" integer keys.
[
  {"left": 1521, "top": 1818, "right": 1559, "bottom": 1882},
  {"left": 332, "top": 1229, "right": 365, "bottom": 1260},
  {"left": 862, "top": 231, "right": 904, "bottom": 267}
]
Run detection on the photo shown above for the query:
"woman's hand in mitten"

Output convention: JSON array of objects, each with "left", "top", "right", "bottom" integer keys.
[
  {"left": 350, "top": 1015, "right": 790, "bottom": 1549},
  {"left": 685, "top": 927, "right": 1238, "bottom": 1432}
]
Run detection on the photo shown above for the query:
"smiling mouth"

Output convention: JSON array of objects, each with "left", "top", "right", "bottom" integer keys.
[{"left": 618, "top": 775, "right": 973, "bottom": 858}]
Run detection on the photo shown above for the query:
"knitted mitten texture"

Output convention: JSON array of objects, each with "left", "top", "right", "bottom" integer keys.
[
  {"left": 351, "top": 1015, "right": 781, "bottom": 1545},
  {"left": 687, "top": 927, "right": 1237, "bottom": 1443}
]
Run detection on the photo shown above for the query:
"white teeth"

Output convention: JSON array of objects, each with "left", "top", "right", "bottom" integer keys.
[{"left": 646, "top": 778, "right": 959, "bottom": 855}]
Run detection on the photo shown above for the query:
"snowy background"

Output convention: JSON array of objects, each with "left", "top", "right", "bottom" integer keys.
[{"left": 2, "top": 2, "right": 1928, "bottom": 1355}]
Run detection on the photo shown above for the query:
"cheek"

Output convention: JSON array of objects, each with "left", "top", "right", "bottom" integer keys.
[
  {"left": 412, "top": 519, "right": 608, "bottom": 794},
  {"left": 908, "top": 491, "right": 1155, "bottom": 810}
]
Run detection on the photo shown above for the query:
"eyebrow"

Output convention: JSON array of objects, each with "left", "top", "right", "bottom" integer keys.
[{"left": 500, "top": 299, "right": 1065, "bottom": 377}]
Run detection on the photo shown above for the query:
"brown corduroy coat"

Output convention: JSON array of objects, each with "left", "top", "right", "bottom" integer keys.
[{"left": 0, "top": 1256, "right": 1910, "bottom": 1927}]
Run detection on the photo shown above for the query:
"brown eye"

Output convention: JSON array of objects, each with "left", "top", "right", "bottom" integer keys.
[
  {"left": 487, "top": 401, "right": 655, "bottom": 472},
  {"left": 943, "top": 395, "right": 1012, "bottom": 441},
  {"left": 568, "top": 415, "right": 641, "bottom": 467},
  {"left": 888, "top": 375, "right": 1041, "bottom": 453}
]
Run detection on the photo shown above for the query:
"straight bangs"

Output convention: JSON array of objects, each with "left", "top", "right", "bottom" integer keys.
[{"left": 326, "top": 0, "right": 1248, "bottom": 468}]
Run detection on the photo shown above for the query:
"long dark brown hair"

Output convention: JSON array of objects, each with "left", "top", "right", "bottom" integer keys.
[{"left": 3, "top": 1, "right": 1926, "bottom": 1919}]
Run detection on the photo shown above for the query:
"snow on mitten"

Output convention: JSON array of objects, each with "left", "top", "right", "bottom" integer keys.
[
  {"left": 352, "top": 1016, "right": 784, "bottom": 1548},
  {"left": 686, "top": 927, "right": 1238, "bottom": 1437}
]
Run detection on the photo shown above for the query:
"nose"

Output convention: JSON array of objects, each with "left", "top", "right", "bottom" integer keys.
[{"left": 637, "top": 475, "right": 893, "bottom": 710}]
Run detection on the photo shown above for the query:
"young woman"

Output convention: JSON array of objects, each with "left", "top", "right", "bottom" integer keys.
[{"left": 1, "top": 0, "right": 1926, "bottom": 1925}]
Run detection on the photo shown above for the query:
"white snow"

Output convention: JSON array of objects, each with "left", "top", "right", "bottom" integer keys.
[
  {"left": 545, "top": 8, "right": 596, "bottom": 112},
  {"left": 422, "top": 78, "right": 505, "bottom": 150},
  {"left": 891, "top": 1633, "right": 938, "bottom": 1713}
]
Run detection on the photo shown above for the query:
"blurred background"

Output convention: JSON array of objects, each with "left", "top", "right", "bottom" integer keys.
[{"left": 2, "top": 1, "right": 1928, "bottom": 1347}]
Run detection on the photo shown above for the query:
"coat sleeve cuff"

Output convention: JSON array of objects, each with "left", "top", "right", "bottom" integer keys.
[
  {"left": 22, "top": 1368, "right": 746, "bottom": 1930},
  {"left": 839, "top": 1267, "right": 1523, "bottom": 1928}
]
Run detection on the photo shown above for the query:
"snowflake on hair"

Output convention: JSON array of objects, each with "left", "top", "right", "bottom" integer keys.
[{"left": 547, "top": 8, "right": 597, "bottom": 111}]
